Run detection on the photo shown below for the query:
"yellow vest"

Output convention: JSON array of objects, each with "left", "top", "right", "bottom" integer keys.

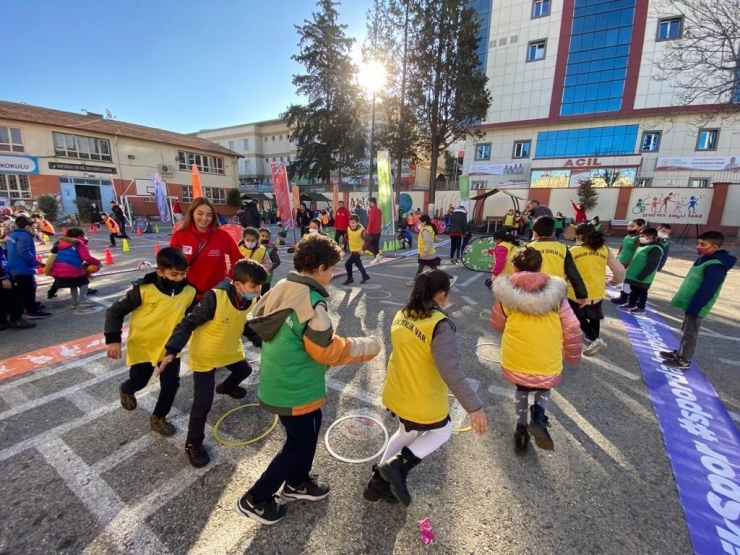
[
  {"left": 500, "top": 304, "right": 563, "bottom": 376},
  {"left": 503, "top": 213, "right": 516, "bottom": 227},
  {"left": 530, "top": 240, "right": 567, "bottom": 279},
  {"left": 189, "top": 288, "right": 253, "bottom": 372},
  {"left": 499, "top": 242, "right": 519, "bottom": 276},
  {"left": 383, "top": 310, "right": 449, "bottom": 424},
  {"left": 417, "top": 225, "right": 436, "bottom": 255},
  {"left": 239, "top": 244, "right": 267, "bottom": 262},
  {"left": 127, "top": 283, "right": 196, "bottom": 366},
  {"left": 568, "top": 244, "right": 608, "bottom": 301},
  {"left": 347, "top": 225, "right": 365, "bottom": 253}
]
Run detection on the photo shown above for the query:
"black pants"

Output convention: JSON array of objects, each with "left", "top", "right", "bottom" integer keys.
[
  {"left": 369, "top": 233, "right": 381, "bottom": 256},
  {"left": 345, "top": 252, "right": 369, "bottom": 280},
  {"left": 249, "top": 408, "right": 322, "bottom": 503},
  {"left": 415, "top": 257, "right": 441, "bottom": 277},
  {"left": 0, "top": 282, "right": 23, "bottom": 322},
  {"left": 334, "top": 229, "right": 347, "bottom": 251},
  {"left": 450, "top": 235, "right": 463, "bottom": 259},
  {"left": 568, "top": 299, "right": 600, "bottom": 342},
  {"left": 187, "top": 360, "right": 252, "bottom": 445},
  {"left": 109, "top": 232, "right": 124, "bottom": 246},
  {"left": 13, "top": 274, "right": 38, "bottom": 316},
  {"left": 628, "top": 285, "right": 649, "bottom": 309},
  {"left": 122, "top": 358, "right": 181, "bottom": 418},
  {"left": 117, "top": 219, "right": 130, "bottom": 239}
]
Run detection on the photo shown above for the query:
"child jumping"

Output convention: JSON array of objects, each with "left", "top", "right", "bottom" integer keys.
[
  {"left": 49, "top": 228, "right": 101, "bottom": 308},
  {"left": 343, "top": 214, "right": 371, "bottom": 285},
  {"left": 370, "top": 270, "right": 487, "bottom": 506},
  {"left": 491, "top": 247, "right": 582, "bottom": 451}
]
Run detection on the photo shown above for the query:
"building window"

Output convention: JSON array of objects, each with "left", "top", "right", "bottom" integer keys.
[
  {"left": 245, "top": 160, "right": 251, "bottom": 173},
  {"left": 182, "top": 186, "right": 193, "bottom": 202},
  {"left": 635, "top": 177, "right": 652, "bottom": 188},
  {"left": 280, "top": 157, "right": 284, "bottom": 162},
  {"left": 264, "top": 137, "right": 268, "bottom": 142},
  {"left": 532, "top": 0, "right": 550, "bottom": 18},
  {"left": 228, "top": 140, "right": 235, "bottom": 151},
  {"left": 243, "top": 139, "right": 250, "bottom": 150},
  {"left": 641, "top": 132, "right": 662, "bottom": 152},
  {"left": 279, "top": 135, "right": 283, "bottom": 140},
  {"left": 535, "top": 125, "right": 639, "bottom": 158},
  {"left": 272, "top": 157, "right": 277, "bottom": 162},
  {"left": 272, "top": 136, "right": 275, "bottom": 141},
  {"left": 472, "top": 180, "right": 488, "bottom": 190},
  {"left": 265, "top": 157, "right": 269, "bottom": 163},
  {"left": 689, "top": 177, "right": 710, "bottom": 188},
  {"left": 657, "top": 17, "right": 682, "bottom": 41},
  {"left": 696, "top": 129, "right": 719, "bottom": 151},
  {"left": 287, "top": 156, "right": 291, "bottom": 162},
  {"left": 0, "top": 126, "right": 24, "bottom": 153},
  {"left": 474, "top": 143, "right": 491, "bottom": 161},
  {"left": 527, "top": 40, "right": 546, "bottom": 62},
  {"left": 0, "top": 174, "right": 31, "bottom": 199},
  {"left": 204, "top": 187, "right": 226, "bottom": 204},
  {"left": 513, "top": 140, "right": 531, "bottom": 159},
  {"left": 177, "top": 151, "right": 225, "bottom": 174},
  {"left": 52, "top": 132, "right": 112, "bottom": 162}
]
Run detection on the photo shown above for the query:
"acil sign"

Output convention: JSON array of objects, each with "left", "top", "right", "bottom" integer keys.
[{"left": 564, "top": 157, "right": 602, "bottom": 167}]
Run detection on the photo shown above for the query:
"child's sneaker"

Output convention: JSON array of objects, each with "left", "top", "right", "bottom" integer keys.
[
  {"left": 629, "top": 307, "right": 645, "bottom": 315},
  {"left": 280, "top": 476, "right": 330, "bottom": 502},
  {"left": 659, "top": 350, "right": 679, "bottom": 360},
  {"left": 514, "top": 424, "right": 530, "bottom": 452},
  {"left": 342, "top": 278, "right": 355, "bottom": 286},
  {"left": 664, "top": 357, "right": 691, "bottom": 370},
  {"left": 185, "top": 442, "right": 210, "bottom": 468},
  {"left": 529, "top": 404, "right": 554, "bottom": 450},
  {"left": 360, "top": 275, "right": 370, "bottom": 284},
  {"left": 119, "top": 384, "right": 137, "bottom": 411},
  {"left": 618, "top": 303, "right": 633, "bottom": 310},
  {"left": 215, "top": 383, "right": 247, "bottom": 399},
  {"left": 150, "top": 415, "right": 176, "bottom": 436},
  {"left": 583, "top": 338, "right": 606, "bottom": 357},
  {"left": 236, "top": 492, "right": 286, "bottom": 525}
]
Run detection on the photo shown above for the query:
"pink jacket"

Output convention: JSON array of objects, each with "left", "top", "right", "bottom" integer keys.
[
  {"left": 490, "top": 271, "right": 582, "bottom": 389},
  {"left": 489, "top": 244, "right": 510, "bottom": 277},
  {"left": 50, "top": 237, "right": 101, "bottom": 279}
]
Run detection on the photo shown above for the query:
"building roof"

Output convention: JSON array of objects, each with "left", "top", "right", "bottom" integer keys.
[{"left": 0, "top": 100, "right": 238, "bottom": 157}]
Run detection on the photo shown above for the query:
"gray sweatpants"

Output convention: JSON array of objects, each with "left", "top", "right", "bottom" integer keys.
[{"left": 677, "top": 313, "right": 702, "bottom": 362}]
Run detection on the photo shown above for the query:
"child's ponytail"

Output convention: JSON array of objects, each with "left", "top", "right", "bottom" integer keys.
[
  {"left": 402, "top": 270, "right": 450, "bottom": 319},
  {"left": 419, "top": 214, "right": 438, "bottom": 236}
]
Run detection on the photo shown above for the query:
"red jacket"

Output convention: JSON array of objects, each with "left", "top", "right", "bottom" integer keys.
[
  {"left": 571, "top": 201, "right": 587, "bottom": 224},
  {"left": 367, "top": 205, "right": 382, "bottom": 234},
  {"left": 334, "top": 207, "right": 350, "bottom": 231},
  {"left": 170, "top": 225, "right": 244, "bottom": 296}
]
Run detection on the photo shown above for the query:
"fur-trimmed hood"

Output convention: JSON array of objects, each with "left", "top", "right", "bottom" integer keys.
[{"left": 492, "top": 271, "right": 567, "bottom": 315}]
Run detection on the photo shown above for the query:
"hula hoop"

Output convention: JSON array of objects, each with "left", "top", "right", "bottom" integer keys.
[
  {"left": 324, "top": 414, "right": 389, "bottom": 464},
  {"left": 447, "top": 393, "right": 472, "bottom": 433},
  {"left": 475, "top": 342, "right": 500, "bottom": 363},
  {"left": 479, "top": 310, "right": 491, "bottom": 320},
  {"left": 364, "top": 291, "right": 391, "bottom": 299},
  {"left": 213, "top": 403, "right": 278, "bottom": 447}
]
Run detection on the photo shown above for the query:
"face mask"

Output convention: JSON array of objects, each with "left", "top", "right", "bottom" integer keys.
[
  {"left": 627, "top": 229, "right": 638, "bottom": 235},
  {"left": 658, "top": 231, "right": 669, "bottom": 239},
  {"left": 309, "top": 228, "right": 319, "bottom": 234},
  {"left": 696, "top": 246, "right": 714, "bottom": 257},
  {"left": 245, "top": 241, "right": 257, "bottom": 249},
  {"left": 241, "top": 291, "right": 259, "bottom": 301},
  {"left": 639, "top": 237, "right": 650, "bottom": 244},
  {"left": 260, "top": 239, "right": 269, "bottom": 245},
  {"left": 159, "top": 276, "right": 183, "bottom": 291}
]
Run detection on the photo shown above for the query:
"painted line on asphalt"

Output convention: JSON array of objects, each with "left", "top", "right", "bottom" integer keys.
[
  {"left": 582, "top": 356, "right": 641, "bottom": 381},
  {"left": 0, "top": 350, "right": 109, "bottom": 392},
  {"left": 361, "top": 271, "right": 415, "bottom": 281},
  {"left": 380, "top": 300, "right": 404, "bottom": 306},
  {"left": 449, "top": 378, "right": 479, "bottom": 430},
  {"left": 460, "top": 296, "right": 478, "bottom": 306},
  {"left": 720, "top": 358, "right": 740, "bottom": 367},
  {"left": 488, "top": 384, "right": 511, "bottom": 399},
  {"left": 458, "top": 272, "right": 485, "bottom": 288}
]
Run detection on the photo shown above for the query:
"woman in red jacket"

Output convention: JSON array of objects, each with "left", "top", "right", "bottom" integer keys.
[
  {"left": 170, "top": 197, "right": 244, "bottom": 299},
  {"left": 570, "top": 199, "right": 587, "bottom": 224}
]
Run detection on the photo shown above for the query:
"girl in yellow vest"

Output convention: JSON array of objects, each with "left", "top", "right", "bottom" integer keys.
[
  {"left": 371, "top": 270, "right": 488, "bottom": 506},
  {"left": 569, "top": 223, "right": 624, "bottom": 357},
  {"left": 157, "top": 259, "right": 268, "bottom": 469},
  {"left": 486, "top": 230, "right": 520, "bottom": 288},
  {"left": 491, "top": 247, "right": 582, "bottom": 452},
  {"left": 239, "top": 227, "right": 274, "bottom": 272},
  {"left": 407, "top": 215, "right": 442, "bottom": 285}
]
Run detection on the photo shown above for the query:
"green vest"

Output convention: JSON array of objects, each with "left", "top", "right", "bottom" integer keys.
[
  {"left": 625, "top": 244, "right": 662, "bottom": 285},
  {"left": 257, "top": 290, "right": 328, "bottom": 414},
  {"left": 670, "top": 259, "right": 725, "bottom": 318},
  {"left": 618, "top": 235, "right": 639, "bottom": 265}
]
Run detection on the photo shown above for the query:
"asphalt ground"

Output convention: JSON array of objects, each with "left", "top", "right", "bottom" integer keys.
[{"left": 0, "top": 227, "right": 739, "bottom": 554}]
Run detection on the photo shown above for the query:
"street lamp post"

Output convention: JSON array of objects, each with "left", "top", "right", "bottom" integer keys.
[
  {"left": 368, "top": 90, "right": 376, "bottom": 198},
  {"left": 359, "top": 60, "right": 387, "bottom": 199}
]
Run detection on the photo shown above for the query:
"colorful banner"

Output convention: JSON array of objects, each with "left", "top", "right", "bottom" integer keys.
[
  {"left": 656, "top": 156, "right": 740, "bottom": 172},
  {"left": 469, "top": 163, "right": 525, "bottom": 176},
  {"left": 618, "top": 310, "right": 740, "bottom": 555},
  {"left": 333, "top": 183, "right": 339, "bottom": 213},
  {"left": 377, "top": 150, "right": 395, "bottom": 235},
  {"left": 0, "top": 154, "right": 39, "bottom": 174},
  {"left": 627, "top": 188, "right": 713, "bottom": 224},
  {"left": 270, "top": 162, "right": 293, "bottom": 229},
  {"left": 459, "top": 175, "right": 470, "bottom": 201},
  {"left": 191, "top": 163, "right": 203, "bottom": 199},
  {"left": 151, "top": 173, "right": 170, "bottom": 222}
]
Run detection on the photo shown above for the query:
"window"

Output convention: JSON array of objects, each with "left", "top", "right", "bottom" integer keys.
[
  {"left": 279, "top": 135, "right": 283, "bottom": 140},
  {"left": 641, "top": 132, "right": 662, "bottom": 152},
  {"left": 474, "top": 143, "right": 491, "bottom": 161},
  {"left": 265, "top": 157, "right": 269, "bottom": 163},
  {"left": 272, "top": 157, "right": 276, "bottom": 162},
  {"left": 204, "top": 187, "right": 226, "bottom": 204},
  {"left": 243, "top": 139, "right": 250, "bottom": 150},
  {"left": 52, "top": 132, "right": 112, "bottom": 162},
  {"left": 182, "top": 186, "right": 193, "bottom": 202},
  {"left": 287, "top": 156, "right": 291, "bottom": 162},
  {"left": 245, "top": 160, "right": 251, "bottom": 173},
  {"left": 264, "top": 137, "right": 268, "bottom": 142},
  {"left": 280, "top": 157, "right": 284, "bottom": 162},
  {"left": 272, "top": 136, "right": 275, "bottom": 141},
  {"left": 228, "top": 140, "right": 235, "bottom": 151},
  {"left": 0, "top": 126, "right": 24, "bottom": 152},
  {"left": 689, "top": 177, "right": 710, "bottom": 188},
  {"left": 472, "top": 180, "right": 488, "bottom": 190},
  {"left": 527, "top": 40, "right": 546, "bottom": 62},
  {"left": 696, "top": 129, "right": 718, "bottom": 151},
  {"left": 635, "top": 177, "right": 652, "bottom": 188},
  {"left": 0, "top": 174, "right": 31, "bottom": 199},
  {"left": 657, "top": 17, "right": 682, "bottom": 41},
  {"left": 535, "top": 125, "right": 639, "bottom": 158},
  {"left": 513, "top": 140, "right": 531, "bottom": 158},
  {"left": 532, "top": 0, "right": 550, "bottom": 18},
  {"left": 177, "top": 151, "right": 225, "bottom": 174}
]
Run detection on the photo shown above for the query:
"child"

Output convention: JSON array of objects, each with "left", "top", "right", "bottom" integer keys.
[
  {"left": 308, "top": 218, "right": 325, "bottom": 235},
  {"left": 619, "top": 227, "right": 662, "bottom": 315},
  {"left": 105, "top": 248, "right": 196, "bottom": 437},
  {"left": 236, "top": 234, "right": 381, "bottom": 525},
  {"left": 370, "top": 271, "right": 487, "bottom": 506},
  {"left": 612, "top": 218, "right": 645, "bottom": 304},
  {"left": 101, "top": 213, "right": 122, "bottom": 248},
  {"left": 569, "top": 223, "right": 625, "bottom": 356},
  {"left": 397, "top": 226, "right": 413, "bottom": 250},
  {"left": 49, "top": 228, "right": 101, "bottom": 308},
  {"left": 657, "top": 224, "right": 672, "bottom": 271},
  {"left": 554, "top": 212, "right": 566, "bottom": 240},
  {"left": 157, "top": 258, "right": 267, "bottom": 468},
  {"left": 32, "top": 213, "right": 55, "bottom": 245},
  {"left": 503, "top": 209, "right": 516, "bottom": 233},
  {"left": 491, "top": 247, "right": 582, "bottom": 451},
  {"left": 238, "top": 227, "right": 274, "bottom": 274},
  {"left": 660, "top": 231, "right": 737, "bottom": 369},
  {"left": 343, "top": 214, "right": 371, "bottom": 285},
  {"left": 485, "top": 230, "right": 520, "bottom": 288},
  {"left": 516, "top": 210, "right": 526, "bottom": 237},
  {"left": 0, "top": 245, "right": 36, "bottom": 330},
  {"left": 407, "top": 215, "right": 441, "bottom": 285},
  {"left": 258, "top": 227, "right": 281, "bottom": 294},
  {"left": 5, "top": 215, "right": 50, "bottom": 319}
]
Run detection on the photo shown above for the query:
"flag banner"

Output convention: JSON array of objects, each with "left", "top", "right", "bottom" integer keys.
[
  {"left": 191, "top": 163, "right": 203, "bottom": 199},
  {"left": 333, "top": 183, "right": 339, "bottom": 213},
  {"left": 270, "top": 162, "right": 293, "bottom": 229},
  {"left": 377, "top": 150, "right": 394, "bottom": 235},
  {"left": 292, "top": 184, "right": 301, "bottom": 214},
  {"left": 151, "top": 173, "right": 170, "bottom": 222},
  {"left": 459, "top": 175, "right": 470, "bottom": 201}
]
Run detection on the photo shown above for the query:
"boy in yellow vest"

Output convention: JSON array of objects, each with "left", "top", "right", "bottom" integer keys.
[
  {"left": 239, "top": 227, "right": 274, "bottom": 272},
  {"left": 105, "top": 247, "right": 197, "bottom": 437},
  {"left": 343, "top": 214, "right": 371, "bottom": 285},
  {"left": 157, "top": 259, "right": 268, "bottom": 468}
]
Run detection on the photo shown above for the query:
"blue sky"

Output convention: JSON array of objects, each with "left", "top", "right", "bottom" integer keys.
[{"left": 5, "top": 0, "right": 372, "bottom": 134}]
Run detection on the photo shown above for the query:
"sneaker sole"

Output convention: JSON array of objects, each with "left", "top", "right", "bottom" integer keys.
[
  {"left": 363, "top": 486, "right": 399, "bottom": 504},
  {"left": 235, "top": 498, "right": 285, "bottom": 525},
  {"left": 119, "top": 385, "right": 137, "bottom": 411},
  {"left": 280, "top": 489, "right": 330, "bottom": 502},
  {"left": 583, "top": 343, "right": 606, "bottom": 357},
  {"left": 528, "top": 423, "right": 554, "bottom": 450}
]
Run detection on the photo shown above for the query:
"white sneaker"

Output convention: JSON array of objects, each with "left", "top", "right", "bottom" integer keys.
[
  {"left": 448, "top": 275, "right": 458, "bottom": 288},
  {"left": 583, "top": 338, "right": 606, "bottom": 357},
  {"left": 406, "top": 279, "right": 416, "bottom": 285},
  {"left": 373, "top": 254, "right": 382, "bottom": 264}
]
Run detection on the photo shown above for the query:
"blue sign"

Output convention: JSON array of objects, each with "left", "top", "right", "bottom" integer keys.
[{"left": 0, "top": 154, "right": 39, "bottom": 174}]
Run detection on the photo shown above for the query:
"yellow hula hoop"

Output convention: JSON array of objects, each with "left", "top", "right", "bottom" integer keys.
[
  {"left": 447, "top": 393, "right": 472, "bottom": 433},
  {"left": 212, "top": 403, "right": 279, "bottom": 447}
]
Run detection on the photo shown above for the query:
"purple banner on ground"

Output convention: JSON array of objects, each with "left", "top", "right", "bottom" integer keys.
[{"left": 618, "top": 309, "right": 740, "bottom": 555}]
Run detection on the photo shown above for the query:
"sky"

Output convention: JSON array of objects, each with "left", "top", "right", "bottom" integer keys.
[{"left": 4, "top": 0, "right": 373, "bottom": 134}]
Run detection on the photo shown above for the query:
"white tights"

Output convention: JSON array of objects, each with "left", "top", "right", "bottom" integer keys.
[{"left": 380, "top": 420, "right": 452, "bottom": 462}]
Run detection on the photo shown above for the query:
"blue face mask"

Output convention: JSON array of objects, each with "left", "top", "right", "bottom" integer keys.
[{"left": 241, "top": 291, "right": 258, "bottom": 301}]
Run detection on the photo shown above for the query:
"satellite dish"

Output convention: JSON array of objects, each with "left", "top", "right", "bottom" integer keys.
[{"left": 105, "top": 109, "right": 113, "bottom": 119}]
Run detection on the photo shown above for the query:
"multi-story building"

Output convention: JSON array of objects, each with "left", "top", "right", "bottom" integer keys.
[
  {"left": 463, "top": 0, "right": 740, "bottom": 234},
  {"left": 0, "top": 101, "right": 239, "bottom": 219}
]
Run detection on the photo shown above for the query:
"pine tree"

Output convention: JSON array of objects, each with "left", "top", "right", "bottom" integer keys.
[{"left": 577, "top": 179, "right": 600, "bottom": 212}]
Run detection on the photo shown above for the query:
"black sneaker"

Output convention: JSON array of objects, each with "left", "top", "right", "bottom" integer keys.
[
  {"left": 629, "top": 307, "right": 645, "bottom": 315},
  {"left": 27, "top": 311, "right": 52, "bottom": 320},
  {"left": 236, "top": 492, "right": 286, "bottom": 525},
  {"left": 360, "top": 275, "right": 370, "bottom": 284},
  {"left": 529, "top": 404, "right": 554, "bottom": 451},
  {"left": 46, "top": 291, "right": 57, "bottom": 300},
  {"left": 215, "top": 383, "right": 247, "bottom": 399},
  {"left": 11, "top": 319, "right": 36, "bottom": 330},
  {"left": 281, "top": 476, "right": 330, "bottom": 502},
  {"left": 659, "top": 350, "right": 678, "bottom": 360},
  {"left": 664, "top": 357, "right": 691, "bottom": 370},
  {"left": 150, "top": 415, "right": 176, "bottom": 436},
  {"left": 514, "top": 424, "right": 530, "bottom": 452},
  {"left": 87, "top": 288, "right": 98, "bottom": 296},
  {"left": 185, "top": 442, "right": 210, "bottom": 468},
  {"left": 119, "top": 384, "right": 137, "bottom": 411},
  {"left": 342, "top": 278, "right": 354, "bottom": 286}
]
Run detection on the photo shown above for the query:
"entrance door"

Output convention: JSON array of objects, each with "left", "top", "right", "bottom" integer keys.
[{"left": 59, "top": 181, "right": 76, "bottom": 214}]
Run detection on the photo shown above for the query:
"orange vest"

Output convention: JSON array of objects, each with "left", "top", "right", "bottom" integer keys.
[{"left": 105, "top": 219, "right": 120, "bottom": 234}]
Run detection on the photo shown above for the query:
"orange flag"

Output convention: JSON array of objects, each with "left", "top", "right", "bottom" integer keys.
[{"left": 191, "top": 163, "right": 203, "bottom": 199}]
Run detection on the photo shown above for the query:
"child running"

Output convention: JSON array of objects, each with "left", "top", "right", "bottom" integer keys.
[
  {"left": 343, "top": 214, "right": 371, "bottom": 285},
  {"left": 660, "top": 231, "right": 737, "bottom": 369},
  {"left": 49, "top": 228, "right": 101, "bottom": 308},
  {"left": 491, "top": 247, "right": 582, "bottom": 451},
  {"left": 158, "top": 258, "right": 267, "bottom": 468},
  {"left": 619, "top": 227, "right": 662, "bottom": 315},
  {"left": 569, "top": 223, "right": 624, "bottom": 356},
  {"left": 105, "top": 247, "right": 196, "bottom": 437},
  {"left": 370, "top": 270, "right": 487, "bottom": 506},
  {"left": 236, "top": 234, "right": 381, "bottom": 525},
  {"left": 101, "top": 212, "right": 122, "bottom": 248},
  {"left": 258, "top": 227, "right": 281, "bottom": 294}
]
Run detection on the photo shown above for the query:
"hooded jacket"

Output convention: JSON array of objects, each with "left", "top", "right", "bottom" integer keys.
[
  {"left": 448, "top": 207, "right": 468, "bottom": 235},
  {"left": 6, "top": 227, "right": 41, "bottom": 276},
  {"left": 50, "top": 237, "right": 101, "bottom": 279},
  {"left": 671, "top": 249, "right": 736, "bottom": 317},
  {"left": 491, "top": 272, "right": 582, "bottom": 389}
]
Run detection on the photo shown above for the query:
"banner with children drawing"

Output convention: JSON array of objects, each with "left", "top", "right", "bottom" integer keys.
[{"left": 627, "top": 188, "right": 713, "bottom": 224}]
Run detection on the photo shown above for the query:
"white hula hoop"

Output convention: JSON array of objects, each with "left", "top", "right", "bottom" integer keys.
[
  {"left": 364, "top": 291, "right": 391, "bottom": 299},
  {"left": 475, "top": 342, "right": 500, "bottom": 363},
  {"left": 324, "top": 414, "right": 389, "bottom": 464}
]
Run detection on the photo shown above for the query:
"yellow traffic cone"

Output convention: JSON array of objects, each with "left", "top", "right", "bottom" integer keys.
[
  {"left": 122, "top": 239, "right": 130, "bottom": 253},
  {"left": 155, "top": 224, "right": 160, "bottom": 233}
]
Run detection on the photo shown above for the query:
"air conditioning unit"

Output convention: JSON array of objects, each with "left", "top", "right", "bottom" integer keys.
[{"left": 160, "top": 164, "right": 174, "bottom": 174}]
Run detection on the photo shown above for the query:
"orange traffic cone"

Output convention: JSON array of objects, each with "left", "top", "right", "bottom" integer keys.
[
  {"left": 36, "top": 254, "right": 44, "bottom": 274},
  {"left": 136, "top": 227, "right": 143, "bottom": 237},
  {"left": 90, "top": 225, "right": 98, "bottom": 234},
  {"left": 104, "top": 248, "right": 114, "bottom": 265},
  {"left": 155, "top": 243, "right": 161, "bottom": 255}
]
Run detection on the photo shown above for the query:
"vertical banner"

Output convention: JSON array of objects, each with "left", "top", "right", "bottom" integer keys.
[
  {"left": 151, "top": 173, "right": 170, "bottom": 222},
  {"left": 191, "top": 164, "right": 203, "bottom": 199},
  {"left": 459, "top": 175, "right": 470, "bottom": 212},
  {"left": 377, "top": 150, "right": 394, "bottom": 235},
  {"left": 270, "top": 162, "right": 293, "bottom": 229},
  {"left": 333, "top": 183, "right": 339, "bottom": 213},
  {"left": 292, "top": 184, "right": 301, "bottom": 213}
]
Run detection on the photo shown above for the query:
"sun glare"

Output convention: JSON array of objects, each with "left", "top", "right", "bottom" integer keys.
[{"left": 358, "top": 60, "right": 387, "bottom": 93}]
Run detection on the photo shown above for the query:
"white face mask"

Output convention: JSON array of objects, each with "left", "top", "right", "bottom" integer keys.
[
  {"left": 308, "top": 228, "right": 319, "bottom": 234},
  {"left": 245, "top": 241, "right": 257, "bottom": 249},
  {"left": 658, "top": 231, "right": 669, "bottom": 239},
  {"left": 639, "top": 237, "right": 650, "bottom": 244}
]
